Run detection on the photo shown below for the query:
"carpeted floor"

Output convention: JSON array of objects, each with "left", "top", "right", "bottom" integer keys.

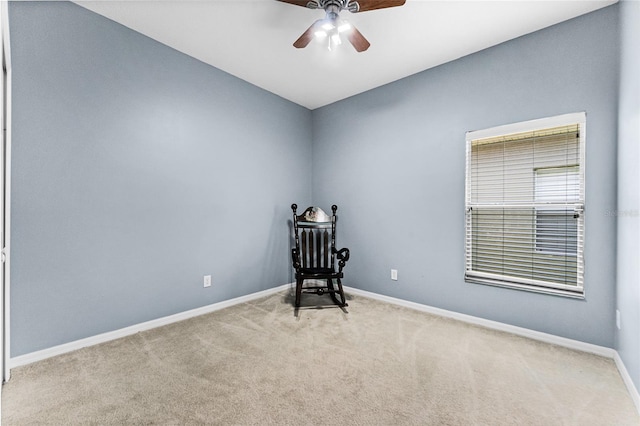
[{"left": 2, "top": 290, "right": 638, "bottom": 425}]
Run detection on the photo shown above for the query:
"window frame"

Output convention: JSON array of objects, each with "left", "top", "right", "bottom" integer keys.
[{"left": 464, "top": 112, "right": 586, "bottom": 298}]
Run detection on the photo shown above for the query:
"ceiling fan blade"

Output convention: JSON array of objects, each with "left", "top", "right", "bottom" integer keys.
[
  {"left": 293, "top": 19, "right": 323, "bottom": 49},
  {"left": 346, "top": 25, "right": 370, "bottom": 52},
  {"left": 351, "top": 0, "right": 406, "bottom": 12},
  {"left": 277, "top": 0, "right": 316, "bottom": 8}
]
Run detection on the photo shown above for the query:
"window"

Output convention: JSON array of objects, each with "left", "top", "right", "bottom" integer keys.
[{"left": 465, "top": 113, "right": 585, "bottom": 297}]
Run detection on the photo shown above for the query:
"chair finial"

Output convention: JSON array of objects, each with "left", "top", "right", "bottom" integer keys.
[
  {"left": 291, "top": 203, "right": 298, "bottom": 213},
  {"left": 332, "top": 205, "right": 338, "bottom": 214}
]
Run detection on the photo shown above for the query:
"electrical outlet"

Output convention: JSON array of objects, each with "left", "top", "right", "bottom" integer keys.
[
  {"left": 616, "top": 309, "right": 621, "bottom": 330},
  {"left": 391, "top": 269, "right": 398, "bottom": 281},
  {"left": 204, "top": 275, "right": 212, "bottom": 288}
]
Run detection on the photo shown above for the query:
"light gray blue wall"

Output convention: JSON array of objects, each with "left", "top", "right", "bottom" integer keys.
[
  {"left": 9, "top": 2, "right": 312, "bottom": 356},
  {"left": 312, "top": 5, "right": 619, "bottom": 347},
  {"left": 9, "top": 1, "right": 630, "bottom": 363},
  {"left": 616, "top": 0, "right": 640, "bottom": 392}
]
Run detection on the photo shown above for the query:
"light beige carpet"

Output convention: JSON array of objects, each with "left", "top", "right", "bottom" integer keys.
[{"left": 2, "top": 290, "right": 638, "bottom": 425}]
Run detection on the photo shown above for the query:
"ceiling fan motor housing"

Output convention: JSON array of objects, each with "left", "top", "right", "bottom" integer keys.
[{"left": 306, "top": 0, "right": 361, "bottom": 13}]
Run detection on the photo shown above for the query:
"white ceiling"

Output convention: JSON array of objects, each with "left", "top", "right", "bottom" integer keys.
[{"left": 75, "top": 0, "right": 616, "bottom": 110}]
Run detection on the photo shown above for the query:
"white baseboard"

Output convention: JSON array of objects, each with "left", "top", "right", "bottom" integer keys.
[
  {"left": 9, "top": 283, "right": 293, "bottom": 369},
  {"left": 614, "top": 351, "right": 640, "bottom": 414},
  {"left": 344, "top": 285, "right": 640, "bottom": 415},
  {"left": 344, "top": 286, "right": 613, "bottom": 356}
]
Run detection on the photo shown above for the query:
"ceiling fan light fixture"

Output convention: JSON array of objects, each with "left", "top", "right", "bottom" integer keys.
[
  {"left": 331, "top": 33, "right": 342, "bottom": 45},
  {"left": 314, "top": 30, "right": 328, "bottom": 38}
]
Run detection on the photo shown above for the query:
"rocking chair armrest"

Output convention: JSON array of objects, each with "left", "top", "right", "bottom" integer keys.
[
  {"left": 333, "top": 247, "right": 350, "bottom": 262},
  {"left": 333, "top": 247, "right": 350, "bottom": 272},
  {"left": 291, "top": 248, "right": 301, "bottom": 270}
]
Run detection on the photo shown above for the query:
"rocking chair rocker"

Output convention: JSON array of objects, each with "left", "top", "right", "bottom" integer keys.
[{"left": 291, "top": 204, "right": 350, "bottom": 308}]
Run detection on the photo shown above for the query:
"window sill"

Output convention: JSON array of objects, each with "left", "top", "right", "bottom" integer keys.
[{"left": 465, "top": 275, "right": 585, "bottom": 299}]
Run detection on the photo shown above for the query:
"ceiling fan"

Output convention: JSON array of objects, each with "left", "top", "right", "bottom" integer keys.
[{"left": 278, "top": 0, "right": 406, "bottom": 52}]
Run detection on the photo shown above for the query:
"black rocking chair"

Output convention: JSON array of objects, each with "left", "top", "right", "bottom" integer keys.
[{"left": 291, "top": 204, "right": 350, "bottom": 308}]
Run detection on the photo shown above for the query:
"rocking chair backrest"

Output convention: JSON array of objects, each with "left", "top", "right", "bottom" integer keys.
[{"left": 292, "top": 204, "right": 337, "bottom": 271}]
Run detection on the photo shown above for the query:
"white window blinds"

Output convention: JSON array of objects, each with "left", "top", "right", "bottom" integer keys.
[{"left": 465, "top": 113, "right": 585, "bottom": 297}]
